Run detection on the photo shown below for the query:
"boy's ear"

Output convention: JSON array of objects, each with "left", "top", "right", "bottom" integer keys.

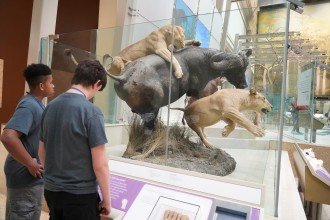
[
  {"left": 39, "top": 82, "right": 44, "bottom": 91},
  {"left": 94, "top": 80, "right": 102, "bottom": 90}
]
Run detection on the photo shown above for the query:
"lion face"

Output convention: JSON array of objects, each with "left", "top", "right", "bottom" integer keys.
[
  {"left": 172, "top": 26, "right": 185, "bottom": 49},
  {"left": 249, "top": 89, "right": 273, "bottom": 114},
  {"left": 163, "top": 25, "right": 185, "bottom": 49}
]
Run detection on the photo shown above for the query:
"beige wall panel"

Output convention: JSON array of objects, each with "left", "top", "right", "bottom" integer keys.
[{"left": 0, "top": 125, "right": 7, "bottom": 195}]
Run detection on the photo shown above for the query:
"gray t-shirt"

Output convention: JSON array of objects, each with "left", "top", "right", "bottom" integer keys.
[
  {"left": 4, "top": 94, "right": 44, "bottom": 188},
  {"left": 40, "top": 93, "right": 107, "bottom": 194}
]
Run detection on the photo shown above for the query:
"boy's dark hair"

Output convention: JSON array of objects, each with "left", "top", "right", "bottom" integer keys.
[
  {"left": 23, "top": 63, "right": 52, "bottom": 88},
  {"left": 72, "top": 60, "right": 107, "bottom": 91}
]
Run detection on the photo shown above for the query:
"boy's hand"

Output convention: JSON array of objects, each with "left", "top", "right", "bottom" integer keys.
[
  {"left": 99, "top": 200, "right": 111, "bottom": 216},
  {"left": 27, "top": 158, "right": 43, "bottom": 178}
]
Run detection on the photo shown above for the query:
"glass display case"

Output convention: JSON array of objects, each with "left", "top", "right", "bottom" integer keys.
[{"left": 39, "top": 1, "right": 298, "bottom": 218}]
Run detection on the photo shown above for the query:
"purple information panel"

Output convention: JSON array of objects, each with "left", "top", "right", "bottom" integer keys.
[
  {"left": 103, "top": 174, "right": 260, "bottom": 220},
  {"left": 110, "top": 174, "right": 145, "bottom": 212},
  {"left": 315, "top": 167, "right": 330, "bottom": 182},
  {"left": 250, "top": 208, "right": 260, "bottom": 220}
]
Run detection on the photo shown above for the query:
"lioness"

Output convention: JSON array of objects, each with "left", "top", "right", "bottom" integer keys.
[
  {"left": 173, "top": 88, "right": 272, "bottom": 148},
  {"left": 108, "top": 24, "right": 200, "bottom": 78},
  {"left": 182, "top": 77, "right": 225, "bottom": 125}
]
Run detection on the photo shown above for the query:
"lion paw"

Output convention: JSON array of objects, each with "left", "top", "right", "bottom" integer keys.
[
  {"left": 174, "top": 70, "right": 183, "bottom": 78},
  {"left": 253, "top": 127, "right": 265, "bottom": 137},
  {"left": 202, "top": 141, "right": 214, "bottom": 148},
  {"left": 192, "top": 40, "right": 201, "bottom": 46},
  {"left": 222, "top": 129, "right": 229, "bottom": 137}
]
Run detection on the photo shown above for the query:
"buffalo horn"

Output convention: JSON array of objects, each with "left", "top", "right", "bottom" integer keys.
[{"left": 210, "top": 53, "right": 239, "bottom": 70}]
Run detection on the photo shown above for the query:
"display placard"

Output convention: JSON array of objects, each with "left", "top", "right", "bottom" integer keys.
[
  {"left": 109, "top": 158, "right": 264, "bottom": 206},
  {"left": 297, "top": 67, "right": 313, "bottom": 107},
  {"left": 106, "top": 173, "right": 213, "bottom": 219},
  {"left": 123, "top": 183, "right": 212, "bottom": 219},
  {"left": 105, "top": 157, "right": 264, "bottom": 220},
  {"left": 107, "top": 173, "right": 261, "bottom": 220}
]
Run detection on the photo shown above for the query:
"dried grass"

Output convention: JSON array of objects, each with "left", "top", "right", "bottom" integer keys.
[{"left": 123, "top": 115, "right": 199, "bottom": 158}]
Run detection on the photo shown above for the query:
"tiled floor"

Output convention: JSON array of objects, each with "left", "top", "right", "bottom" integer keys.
[{"left": 274, "top": 125, "right": 330, "bottom": 147}]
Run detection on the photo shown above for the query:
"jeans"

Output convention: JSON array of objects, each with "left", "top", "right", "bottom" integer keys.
[
  {"left": 6, "top": 184, "right": 43, "bottom": 220},
  {"left": 44, "top": 190, "right": 100, "bottom": 220}
]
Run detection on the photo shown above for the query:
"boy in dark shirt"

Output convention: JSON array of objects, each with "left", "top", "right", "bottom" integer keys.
[
  {"left": 39, "top": 60, "right": 111, "bottom": 219},
  {"left": 1, "top": 63, "right": 54, "bottom": 220}
]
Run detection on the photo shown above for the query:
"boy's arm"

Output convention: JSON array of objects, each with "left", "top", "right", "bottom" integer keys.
[
  {"left": 1, "top": 129, "right": 43, "bottom": 178},
  {"left": 91, "top": 145, "right": 111, "bottom": 216}
]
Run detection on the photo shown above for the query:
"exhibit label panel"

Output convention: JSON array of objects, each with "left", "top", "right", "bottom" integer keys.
[
  {"left": 106, "top": 158, "right": 263, "bottom": 220},
  {"left": 297, "top": 67, "right": 313, "bottom": 107}
]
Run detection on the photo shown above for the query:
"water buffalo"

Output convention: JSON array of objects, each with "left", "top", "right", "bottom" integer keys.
[{"left": 106, "top": 46, "right": 251, "bottom": 129}]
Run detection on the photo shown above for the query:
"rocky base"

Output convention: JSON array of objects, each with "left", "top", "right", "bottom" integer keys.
[
  {"left": 142, "top": 144, "right": 236, "bottom": 176},
  {"left": 123, "top": 115, "right": 236, "bottom": 176}
]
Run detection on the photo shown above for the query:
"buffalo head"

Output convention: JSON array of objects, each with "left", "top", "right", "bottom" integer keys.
[{"left": 210, "top": 49, "right": 252, "bottom": 89}]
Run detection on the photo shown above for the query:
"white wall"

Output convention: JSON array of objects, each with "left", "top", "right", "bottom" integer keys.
[
  {"left": 198, "top": 0, "right": 216, "bottom": 14},
  {"left": 27, "top": 0, "right": 58, "bottom": 65},
  {"left": 25, "top": 0, "right": 58, "bottom": 93},
  {"left": 227, "top": 3, "right": 246, "bottom": 47},
  {"left": 209, "top": 12, "right": 223, "bottom": 49},
  {"left": 126, "top": 0, "right": 175, "bottom": 24},
  {"left": 183, "top": 0, "right": 198, "bottom": 14}
]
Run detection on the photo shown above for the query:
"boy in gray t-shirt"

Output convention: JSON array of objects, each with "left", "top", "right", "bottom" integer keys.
[
  {"left": 39, "top": 60, "right": 111, "bottom": 219},
  {"left": 1, "top": 64, "right": 54, "bottom": 220}
]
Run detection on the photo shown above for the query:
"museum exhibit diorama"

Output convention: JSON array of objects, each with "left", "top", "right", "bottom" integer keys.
[{"left": 37, "top": 0, "right": 329, "bottom": 219}]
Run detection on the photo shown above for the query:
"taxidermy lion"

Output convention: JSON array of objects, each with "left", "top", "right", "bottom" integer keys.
[
  {"left": 108, "top": 24, "right": 200, "bottom": 78},
  {"left": 182, "top": 77, "right": 225, "bottom": 125},
  {"left": 172, "top": 88, "right": 273, "bottom": 148}
]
